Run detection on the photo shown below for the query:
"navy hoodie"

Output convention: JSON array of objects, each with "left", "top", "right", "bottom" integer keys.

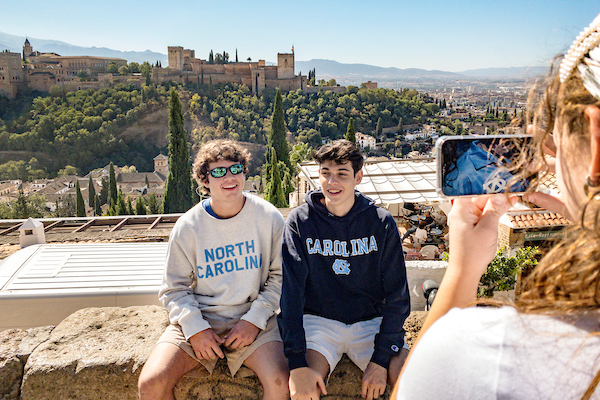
[{"left": 278, "top": 189, "right": 410, "bottom": 370}]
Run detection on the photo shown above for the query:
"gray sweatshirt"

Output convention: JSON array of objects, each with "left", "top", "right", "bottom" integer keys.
[{"left": 159, "top": 194, "right": 285, "bottom": 340}]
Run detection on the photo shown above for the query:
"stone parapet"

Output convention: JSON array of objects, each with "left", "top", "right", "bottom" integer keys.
[{"left": 0, "top": 306, "right": 427, "bottom": 400}]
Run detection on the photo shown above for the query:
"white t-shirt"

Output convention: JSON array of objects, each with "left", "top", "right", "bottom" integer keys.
[{"left": 397, "top": 306, "right": 600, "bottom": 400}]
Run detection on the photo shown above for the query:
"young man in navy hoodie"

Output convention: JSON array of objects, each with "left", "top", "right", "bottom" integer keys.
[{"left": 278, "top": 139, "right": 410, "bottom": 400}]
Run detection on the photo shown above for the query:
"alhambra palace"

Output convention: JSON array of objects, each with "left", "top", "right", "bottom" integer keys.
[{"left": 0, "top": 40, "right": 309, "bottom": 98}]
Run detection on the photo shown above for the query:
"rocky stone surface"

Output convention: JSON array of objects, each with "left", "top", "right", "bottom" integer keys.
[
  {"left": 1, "top": 306, "right": 427, "bottom": 400},
  {"left": 0, "top": 326, "right": 53, "bottom": 400},
  {"left": 20, "top": 306, "right": 169, "bottom": 400}
]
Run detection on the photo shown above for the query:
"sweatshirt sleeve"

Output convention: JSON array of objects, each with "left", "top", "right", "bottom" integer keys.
[
  {"left": 241, "top": 210, "right": 285, "bottom": 330},
  {"left": 370, "top": 214, "right": 411, "bottom": 369},
  {"left": 277, "top": 213, "right": 310, "bottom": 370},
  {"left": 159, "top": 227, "right": 211, "bottom": 340}
]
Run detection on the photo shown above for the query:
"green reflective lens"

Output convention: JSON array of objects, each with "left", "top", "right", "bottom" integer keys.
[{"left": 209, "top": 164, "right": 243, "bottom": 178}]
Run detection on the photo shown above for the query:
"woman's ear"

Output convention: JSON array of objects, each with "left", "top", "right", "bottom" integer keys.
[{"left": 585, "top": 106, "right": 600, "bottom": 185}]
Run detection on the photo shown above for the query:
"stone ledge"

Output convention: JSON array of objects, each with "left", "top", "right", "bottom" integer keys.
[{"left": 0, "top": 306, "right": 427, "bottom": 400}]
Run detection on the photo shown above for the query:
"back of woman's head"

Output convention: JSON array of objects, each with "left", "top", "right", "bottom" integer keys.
[{"left": 518, "top": 13, "right": 600, "bottom": 314}]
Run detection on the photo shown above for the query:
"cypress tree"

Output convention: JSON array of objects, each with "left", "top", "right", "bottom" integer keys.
[
  {"left": 346, "top": 118, "right": 356, "bottom": 143},
  {"left": 376, "top": 117, "right": 383, "bottom": 137},
  {"left": 94, "top": 194, "right": 102, "bottom": 216},
  {"left": 264, "top": 146, "right": 287, "bottom": 208},
  {"left": 145, "top": 174, "right": 149, "bottom": 188},
  {"left": 268, "top": 88, "right": 290, "bottom": 171},
  {"left": 108, "top": 162, "right": 117, "bottom": 206},
  {"left": 75, "top": 181, "right": 86, "bottom": 217},
  {"left": 135, "top": 196, "right": 147, "bottom": 215},
  {"left": 236, "top": 48, "right": 238, "bottom": 63},
  {"left": 163, "top": 89, "right": 193, "bottom": 213},
  {"left": 88, "top": 175, "right": 96, "bottom": 209},
  {"left": 201, "top": 68, "right": 204, "bottom": 86},
  {"left": 397, "top": 117, "right": 404, "bottom": 135},
  {"left": 100, "top": 177, "right": 108, "bottom": 205},
  {"left": 126, "top": 196, "right": 134, "bottom": 215}
]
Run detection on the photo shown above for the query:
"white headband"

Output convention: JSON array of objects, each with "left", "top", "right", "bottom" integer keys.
[{"left": 559, "top": 13, "right": 600, "bottom": 99}]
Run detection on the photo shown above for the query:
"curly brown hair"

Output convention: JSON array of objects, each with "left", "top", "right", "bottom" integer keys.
[
  {"left": 192, "top": 139, "right": 250, "bottom": 193},
  {"left": 516, "top": 61, "right": 600, "bottom": 315}
]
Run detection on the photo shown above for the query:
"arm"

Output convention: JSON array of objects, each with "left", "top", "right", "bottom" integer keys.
[
  {"left": 240, "top": 211, "right": 286, "bottom": 330},
  {"left": 371, "top": 214, "right": 411, "bottom": 370},
  {"left": 277, "top": 217, "right": 310, "bottom": 370},
  {"left": 400, "top": 194, "right": 516, "bottom": 374},
  {"left": 159, "top": 231, "right": 211, "bottom": 339}
]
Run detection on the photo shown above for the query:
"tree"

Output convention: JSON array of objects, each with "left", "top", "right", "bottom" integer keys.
[
  {"left": 208, "top": 50, "right": 214, "bottom": 64},
  {"left": 163, "top": 89, "right": 193, "bottom": 213},
  {"left": 107, "top": 62, "right": 118, "bottom": 74},
  {"left": 94, "top": 194, "right": 102, "bottom": 216},
  {"left": 235, "top": 48, "right": 238, "bottom": 63},
  {"left": 135, "top": 196, "right": 147, "bottom": 215},
  {"left": 108, "top": 162, "right": 117, "bottom": 206},
  {"left": 376, "top": 117, "right": 383, "bottom": 137},
  {"left": 268, "top": 88, "right": 290, "bottom": 171},
  {"left": 126, "top": 196, "right": 134, "bottom": 215},
  {"left": 264, "top": 146, "right": 287, "bottom": 208},
  {"left": 75, "top": 181, "right": 86, "bottom": 217},
  {"left": 100, "top": 177, "right": 108, "bottom": 205},
  {"left": 58, "top": 165, "right": 78, "bottom": 176},
  {"left": 397, "top": 117, "right": 404, "bottom": 135},
  {"left": 88, "top": 175, "right": 96, "bottom": 209},
  {"left": 345, "top": 118, "right": 356, "bottom": 143},
  {"left": 145, "top": 193, "right": 161, "bottom": 214}
]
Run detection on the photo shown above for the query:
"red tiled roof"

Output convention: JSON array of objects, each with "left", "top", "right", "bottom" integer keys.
[{"left": 508, "top": 211, "right": 569, "bottom": 228}]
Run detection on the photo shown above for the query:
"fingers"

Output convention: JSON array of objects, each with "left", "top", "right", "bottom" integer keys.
[
  {"left": 317, "top": 375, "right": 328, "bottom": 396},
  {"left": 362, "top": 382, "right": 385, "bottom": 400},
  {"left": 477, "top": 194, "right": 517, "bottom": 231},
  {"left": 522, "top": 192, "right": 572, "bottom": 221}
]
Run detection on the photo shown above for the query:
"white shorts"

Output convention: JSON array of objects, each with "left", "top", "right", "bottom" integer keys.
[{"left": 303, "top": 314, "right": 409, "bottom": 373}]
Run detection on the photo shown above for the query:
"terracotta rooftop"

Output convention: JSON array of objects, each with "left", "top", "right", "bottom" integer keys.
[{"left": 507, "top": 211, "right": 569, "bottom": 229}]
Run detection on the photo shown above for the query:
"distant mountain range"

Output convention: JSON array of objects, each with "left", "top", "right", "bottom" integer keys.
[
  {"left": 0, "top": 31, "right": 166, "bottom": 65},
  {"left": 1, "top": 31, "right": 547, "bottom": 83}
]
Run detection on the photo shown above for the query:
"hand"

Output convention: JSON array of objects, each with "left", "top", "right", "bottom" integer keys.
[
  {"left": 522, "top": 192, "right": 574, "bottom": 222},
  {"left": 362, "top": 362, "right": 387, "bottom": 400},
  {"left": 223, "top": 320, "right": 260, "bottom": 349},
  {"left": 289, "top": 367, "right": 327, "bottom": 400},
  {"left": 448, "top": 194, "right": 517, "bottom": 286},
  {"left": 189, "top": 328, "right": 225, "bottom": 360}
]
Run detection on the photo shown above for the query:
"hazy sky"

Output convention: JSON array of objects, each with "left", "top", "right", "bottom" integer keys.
[{"left": 1, "top": 0, "right": 598, "bottom": 71}]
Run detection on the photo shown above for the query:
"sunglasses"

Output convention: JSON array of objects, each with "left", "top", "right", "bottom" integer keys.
[{"left": 209, "top": 164, "right": 244, "bottom": 178}]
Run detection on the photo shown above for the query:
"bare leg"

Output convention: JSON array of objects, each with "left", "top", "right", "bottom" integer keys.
[
  {"left": 387, "top": 348, "right": 409, "bottom": 386},
  {"left": 306, "top": 349, "right": 330, "bottom": 380},
  {"left": 138, "top": 343, "right": 202, "bottom": 400},
  {"left": 243, "top": 341, "right": 290, "bottom": 400}
]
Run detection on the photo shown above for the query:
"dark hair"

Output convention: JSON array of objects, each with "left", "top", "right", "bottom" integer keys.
[
  {"left": 192, "top": 139, "right": 250, "bottom": 193},
  {"left": 313, "top": 139, "right": 364, "bottom": 174}
]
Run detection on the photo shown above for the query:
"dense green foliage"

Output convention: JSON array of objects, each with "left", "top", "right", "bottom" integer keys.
[
  {"left": 268, "top": 89, "right": 291, "bottom": 170},
  {"left": 75, "top": 181, "right": 85, "bottom": 217},
  {"left": 188, "top": 83, "right": 439, "bottom": 149},
  {"left": 478, "top": 246, "right": 539, "bottom": 298},
  {"left": 0, "top": 84, "right": 167, "bottom": 179},
  {"left": 163, "top": 89, "right": 193, "bottom": 213},
  {"left": 345, "top": 118, "right": 356, "bottom": 143}
]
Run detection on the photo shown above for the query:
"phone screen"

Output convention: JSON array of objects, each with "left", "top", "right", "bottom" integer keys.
[{"left": 436, "top": 135, "right": 534, "bottom": 197}]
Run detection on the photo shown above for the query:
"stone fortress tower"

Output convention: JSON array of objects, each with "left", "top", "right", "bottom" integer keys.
[{"left": 157, "top": 45, "right": 306, "bottom": 95}]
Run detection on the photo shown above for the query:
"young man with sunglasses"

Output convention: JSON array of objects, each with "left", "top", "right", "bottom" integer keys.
[
  {"left": 139, "top": 139, "right": 288, "bottom": 400},
  {"left": 278, "top": 139, "right": 410, "bottom": 400}
]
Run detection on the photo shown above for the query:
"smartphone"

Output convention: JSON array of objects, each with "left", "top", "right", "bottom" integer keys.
[{"left": 435, "top": 134, "right": 535, "bottom": 198}]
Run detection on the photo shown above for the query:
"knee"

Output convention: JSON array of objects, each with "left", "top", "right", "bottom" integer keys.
[
  {"left": 138, "top": 370, "right": 171, "bottom": 400},
  {"left": 261, "top": 368, "right": 290, "bottom": 399}
]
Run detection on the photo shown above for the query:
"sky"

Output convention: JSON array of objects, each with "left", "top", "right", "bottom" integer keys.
[{"left": 1, "top": 0, "right": 598, "bottom": 72}]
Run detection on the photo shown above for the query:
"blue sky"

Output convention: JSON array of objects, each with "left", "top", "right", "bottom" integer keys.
[{"left": 1, "top": 0, "right": 598, "bottom": 71}]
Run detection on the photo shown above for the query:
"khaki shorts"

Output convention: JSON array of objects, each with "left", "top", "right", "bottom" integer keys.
[{"left": 157, "top": 315, "right": 281, "bottom": 377}]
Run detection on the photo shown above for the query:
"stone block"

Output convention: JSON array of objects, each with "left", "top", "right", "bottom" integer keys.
[
  {"left": 0, "top": 325, "right": 53, "bottom": 400},
  {"left": 20, "top": 306, "right": 168, "bottom": 400}
]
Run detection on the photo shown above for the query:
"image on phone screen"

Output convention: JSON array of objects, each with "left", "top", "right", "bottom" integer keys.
[{"left": 438, "top": 135, "right": 533, "bottom": 197}]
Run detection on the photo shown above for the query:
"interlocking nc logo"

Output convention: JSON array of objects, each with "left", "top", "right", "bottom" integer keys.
[{"left": 332, "top": 259, "right": 351, "bottom": 275}]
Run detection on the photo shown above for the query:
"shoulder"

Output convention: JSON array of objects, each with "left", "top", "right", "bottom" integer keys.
[
  {"left": 245, "top": 194, "right": 284, "bottom": 223},
  {"left": 287, "top": 202, "right": 310, "bottom": 224}
]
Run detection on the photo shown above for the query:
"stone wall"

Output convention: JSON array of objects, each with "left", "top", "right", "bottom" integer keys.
[{"left": 0, "top": 306, "right": 427, "bottom": 400}]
